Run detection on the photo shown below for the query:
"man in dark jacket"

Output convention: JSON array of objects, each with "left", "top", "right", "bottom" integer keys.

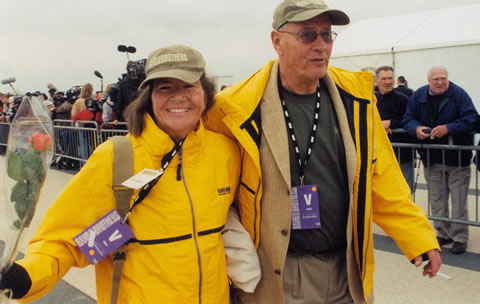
[
  {"left": 375, "top": 66, "right": 414, "bottom": 191},
  {"left": 402, "top": 65, "right": 478, "bottom": 254},
  {"left": 396, "top": 75, "right": 414, "bottom": 97}
]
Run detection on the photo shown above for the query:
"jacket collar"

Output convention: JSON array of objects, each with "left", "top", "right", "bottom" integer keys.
[
  {"left": 136, "top": 114, "right": 204, "bottom": 162},
  {"left": 261, "top": 62, "right": 291, "bottom": 188}
]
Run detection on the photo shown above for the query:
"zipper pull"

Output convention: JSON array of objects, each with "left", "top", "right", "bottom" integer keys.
[{"left": 176, "top": 149, "right": 182, "bottom": 181}]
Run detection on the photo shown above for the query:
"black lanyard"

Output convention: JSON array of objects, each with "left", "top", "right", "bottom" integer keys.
[
  {"left": 278, "top": 77, "right": 321, "bottom": 186},
  {"left": 122, "top": 138, "right": 185, "bottom": 222}
]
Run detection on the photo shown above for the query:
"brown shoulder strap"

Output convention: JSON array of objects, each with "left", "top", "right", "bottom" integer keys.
[{"left": 110, "top": 135, "right": 134, "bottom": 304}]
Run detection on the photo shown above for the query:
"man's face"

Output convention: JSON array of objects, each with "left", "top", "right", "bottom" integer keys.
[
  {"left": 376, "top": 70, "right": 394, "bottom": 95},
  {"left": 428, "top": 68, "right": 449, "bottom": 95},
  {"left": 1, "top": 96, "right": 8, "bottom": 104},
  {"left": 272, "top": 14, "right": 333, "bottom": 85}
]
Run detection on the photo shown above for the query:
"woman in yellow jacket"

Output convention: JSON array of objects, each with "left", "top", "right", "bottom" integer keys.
[{"left": 0, "top": 45, "right": 242, "bottom": 303}]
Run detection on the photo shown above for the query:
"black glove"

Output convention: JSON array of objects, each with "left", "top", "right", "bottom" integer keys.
[{"left": 0, "top": 262, "right": 32, "bottom": 299}]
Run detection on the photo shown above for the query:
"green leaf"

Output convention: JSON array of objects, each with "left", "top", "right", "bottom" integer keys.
[
  {"left": 15, "top": 198, "right": 31, "bottom": 219},
  {"left": 10, "top": 181, "right": 28, "bottom": 203},
  {"left": 6, "top": 151, "right": 25, "bottom": 182},
  {"left": 22, "top": 150, "right": 45, "bottom": 184},
  {"left": 13, "top": 220, "right": 21, "bottom": 230}
]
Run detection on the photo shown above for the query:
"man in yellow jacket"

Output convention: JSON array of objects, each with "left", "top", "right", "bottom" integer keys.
[{"left": 206, "top": 0, "right": 442, "bottom": 303}]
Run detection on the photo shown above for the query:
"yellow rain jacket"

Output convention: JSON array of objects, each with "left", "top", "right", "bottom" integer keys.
[
  {"left": 17, "top": 114, "right": 240, "bottom": 303},
  {"left": 205, "top": 60, "right": 439, "bottom": 303}
]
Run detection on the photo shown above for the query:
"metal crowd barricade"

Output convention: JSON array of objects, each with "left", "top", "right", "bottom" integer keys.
[
  {"left": 45, "top": 123, "right": 480, "bottom": 229},
  {"left": 391, "top": 129, "right": 480, "bottom": 228},
  {"left": 52, "top": 119, "right": 101, "bottom": 166},
  {"left": 100, "top": 122, "right": 128, "bottom": 142}
]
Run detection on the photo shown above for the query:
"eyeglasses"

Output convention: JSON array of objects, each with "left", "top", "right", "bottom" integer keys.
[{"left": 278, "top": 30, "right": 337, "bottom": 44}]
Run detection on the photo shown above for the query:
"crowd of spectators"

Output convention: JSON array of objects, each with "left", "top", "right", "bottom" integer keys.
[{"left": 375, "top": 65, "right": 478, "bottom": 255}]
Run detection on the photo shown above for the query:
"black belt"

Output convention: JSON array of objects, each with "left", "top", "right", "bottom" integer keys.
[
  {"left": 129, "top": 225, "right": 224, "bottom": 245},
  {"left": 287, "top": 245, "right": 346, "bottom": 258}
]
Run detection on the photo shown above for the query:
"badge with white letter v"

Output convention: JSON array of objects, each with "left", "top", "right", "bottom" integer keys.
[
  {"left": 290, "top": 185, "right": 321, "bottom": 230},
  {"left": 73, "top": 209, "right": 135, "bottom": 264}
]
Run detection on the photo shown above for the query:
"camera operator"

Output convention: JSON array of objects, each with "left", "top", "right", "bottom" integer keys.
[
  {"left": 52, "top": 92, "right": 72, "bottom": 122},
  {"left": 66, "top": 86, "right": 81, "bottom": 104},
  {"left": 109, "top": 59, "right": 146, "bottom": 123}
]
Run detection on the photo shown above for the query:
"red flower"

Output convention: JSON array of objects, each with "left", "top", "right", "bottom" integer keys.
[{"left": 28, "top": 132, "right": 52, "bottom": 152}]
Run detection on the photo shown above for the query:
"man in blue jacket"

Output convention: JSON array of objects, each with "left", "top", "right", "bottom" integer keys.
[{"left": 402, "top": 65, "right": 478, "bottom": 254}]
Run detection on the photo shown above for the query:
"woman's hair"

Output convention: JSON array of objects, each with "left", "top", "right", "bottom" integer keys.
[
  {"left": 124, "top": 74, "right": 216, "bottom": 136},
  {"left": 79, "top": 83, "right": 94, "bottom": 99}
]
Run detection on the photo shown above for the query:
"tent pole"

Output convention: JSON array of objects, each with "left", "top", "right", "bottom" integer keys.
[{"left": 392, "top": 47, "right": 396, "bottom": 72}]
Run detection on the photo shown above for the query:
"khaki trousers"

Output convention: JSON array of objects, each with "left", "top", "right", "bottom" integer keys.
[
  {"left": 424, "top": 163, "right": 470, "bottom": 242},
  {"left": 283, "top": 253, "right": 354, "bottom": 304}
]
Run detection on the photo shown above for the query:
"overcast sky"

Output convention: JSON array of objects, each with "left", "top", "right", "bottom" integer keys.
[{"left": 1, "top": 0, "right": 479, "bottom": 94}]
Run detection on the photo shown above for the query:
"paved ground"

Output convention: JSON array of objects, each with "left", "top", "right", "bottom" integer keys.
[{"left": 2, "top": 157, "right": 479, "bottom": 303}]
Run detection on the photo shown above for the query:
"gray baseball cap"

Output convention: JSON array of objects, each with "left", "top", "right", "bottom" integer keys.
[
  {"left": 139, "top": 44, "right": 205, "bottom": 90},
  {"left": 272, "top": 0, "right": 350, "bottom": 30}
]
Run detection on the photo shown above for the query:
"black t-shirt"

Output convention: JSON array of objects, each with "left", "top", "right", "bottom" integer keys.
[{"left": 283, "top": 81, "right": 349, "bottom": 255}]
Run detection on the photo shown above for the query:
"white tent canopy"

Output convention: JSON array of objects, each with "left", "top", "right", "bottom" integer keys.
[{"left": 330, "top": 3, "right": 480, "bottom": 109}]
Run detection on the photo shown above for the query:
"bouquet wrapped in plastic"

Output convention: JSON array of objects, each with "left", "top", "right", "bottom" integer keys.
[{"left": 0, "top": 95, "right": 53, "bottom": 301}]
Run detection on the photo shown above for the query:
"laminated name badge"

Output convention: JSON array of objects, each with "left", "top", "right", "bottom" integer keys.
[
  {"left": 291, "top": 185, "right": 321, "bottom": 230},
  {"left": 74, "top": 209, "right": 134, "bottom": 264},
  {"left": 121, "top": 168, "right": 162, "bottom": 190}
]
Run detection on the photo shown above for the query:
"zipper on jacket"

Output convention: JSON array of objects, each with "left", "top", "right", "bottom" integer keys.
[
  {"left": 176, "top": 151, "right": 182, "bottom": 181},
  {"left": 179, "top": 148, "right": 203, "bottom": 304}
]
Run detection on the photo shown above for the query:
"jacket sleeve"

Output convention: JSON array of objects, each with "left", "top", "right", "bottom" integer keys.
[
  {"left": 15, "top": 141, "right": 117, "bottom": 302},
  {"left": 401, "top": 94, "right": 423, "bottom": 137},
  {"left": 222, "top": 207, "right": 260, "bottom": 293},
  {"left": 371, "top": 108, "right": 439, "bottom": 261},
  {"left": 444, "top": 87, "right": 478, "bottom": 134}
]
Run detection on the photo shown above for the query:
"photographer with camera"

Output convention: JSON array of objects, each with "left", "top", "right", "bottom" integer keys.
[
  {"left": 72, "top": 98, "right": 103, "bottom": 127},
  {"left": 52, "top": 92, "right": 72, "bottom": 122},
  {"left": 109, "top": 60, "right": 146, "bottom": 124},
  {"left": 66, "top": 86, "right": 81, "bottom": 104}
]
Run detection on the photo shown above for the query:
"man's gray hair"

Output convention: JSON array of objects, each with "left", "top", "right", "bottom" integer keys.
[
  {"left": 375, "top": 66, "right": 394, "bottom": 78},
  {"left": 427, "top": 65, "right": 449, "bottom": 79}
]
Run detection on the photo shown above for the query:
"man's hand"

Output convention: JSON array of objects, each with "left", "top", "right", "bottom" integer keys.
[
  {"left": 431, "top": 125, "right": 448, "bottom": 138},
  {"left": 382, "top": 120, "right": 392, "bottom": 134},
  {"left": 414, "top": 249, "right": 442, "bottom": 278},
  {"left": 415, "top": 126, "right": 431, "bottom": 140},
  {"left": 382, "top": 120, "right": 391, "bottom": 130}
]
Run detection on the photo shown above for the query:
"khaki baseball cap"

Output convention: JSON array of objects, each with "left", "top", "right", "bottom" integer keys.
[
  {"left": 272, "top": 0, "right": 350, "bottom": 30},
  {"left": 139, "top": 44, "right": 205, "bottom": 90}
]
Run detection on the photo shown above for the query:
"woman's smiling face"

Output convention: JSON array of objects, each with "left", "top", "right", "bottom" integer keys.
[{"left": 151, "top": 78, "right": 206, "bottom": 141}]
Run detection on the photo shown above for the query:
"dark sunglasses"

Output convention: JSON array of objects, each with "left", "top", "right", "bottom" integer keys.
[{"left": 278, "top": 30, "right": 337, "bottom": 44}]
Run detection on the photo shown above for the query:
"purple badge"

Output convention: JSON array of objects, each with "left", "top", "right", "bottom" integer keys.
[
  {"left": 291, "top": 185, "right": 321, "bottom": 230},
  {"left": 73, "top": 209, "right": 134, "bottom": 264}
]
